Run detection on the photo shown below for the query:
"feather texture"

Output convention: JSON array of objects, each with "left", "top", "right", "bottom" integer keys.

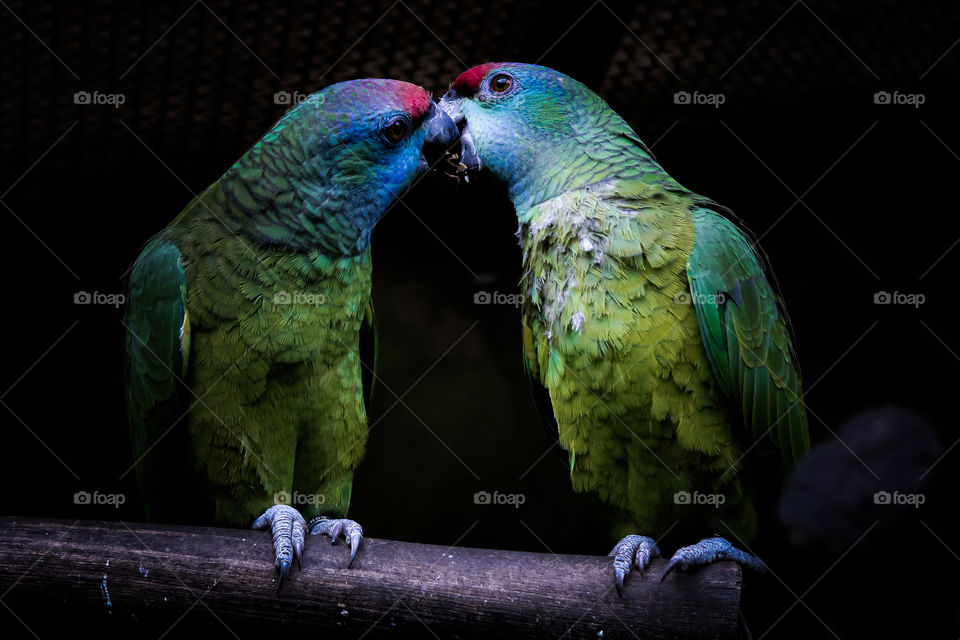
[
  {"left": 125, "top": 79, "right": 433, "bottom": 527},
  {"left": 449, "top": 62, "right": 809, "bottom": 541}
]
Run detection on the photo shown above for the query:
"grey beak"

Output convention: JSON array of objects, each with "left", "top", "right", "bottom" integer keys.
[
  {"left": 438, "top": 89, "right": 464, "bottom": 125},
  {"left": 419, "top": 102, "right": 461, "bottom": 174},
  {"left": 424, "top": 102, "right": 460, "bottom": 150},
  {"left": 437, "top": 92, "right": 481, "bottom": 173}
]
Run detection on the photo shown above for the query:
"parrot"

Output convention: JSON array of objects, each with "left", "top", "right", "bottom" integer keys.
[
  {"left": 124, "top": 78, "right": 459, "bottom": 586},
  {"left": 439, "top": 63, "right": 809, "bottom": 593}
]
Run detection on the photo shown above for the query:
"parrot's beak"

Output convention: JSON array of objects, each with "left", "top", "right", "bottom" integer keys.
[
  {"left": 419, "top": 102, "right": 461, "bottom": 174},
  {"left": 438, "top": 89, "right": 482, "bottom": 173}
]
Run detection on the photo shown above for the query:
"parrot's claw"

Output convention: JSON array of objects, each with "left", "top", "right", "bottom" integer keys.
[
  {"left": 608, "top": 534, "right": 660, "bottom": 597},
  {"left": 309, "top": 516, "right": 364, "bottom": 568},
  {"left": 660, "top": 536, "right": 766, "bottom": 581},
  {"left": 251, "top": 504, "right": 307, "bottom": 590}
]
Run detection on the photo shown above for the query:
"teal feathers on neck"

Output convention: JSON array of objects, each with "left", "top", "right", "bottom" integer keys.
[
  {"left": 207, "top": 82, "right": 428, "bottom": 256},
  {"left": 458, "top": 66, "right": 669, "bottom": 217}
]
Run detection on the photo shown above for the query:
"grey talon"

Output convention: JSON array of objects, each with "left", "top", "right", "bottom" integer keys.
[
  {"left": 608, "top": 534, "right": 660, "bottom": 597},
  {"left": 660, "top": 536, "right": 766, "bottom": 582},
  {"left": 252, "top": 504, "right": 308, "bottom": 589},
  {"left": 309, "top": 516, "right": 365, "bottom": 568}
]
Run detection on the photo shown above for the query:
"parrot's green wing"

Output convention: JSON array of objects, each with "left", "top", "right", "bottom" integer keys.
[
  {"left": 686, "top": 207, "right": 809, "bottom": 465},
  {"left": 124, "top": 238, "right": 196, "bottom": 521},
  {"left": 360, "top": 298, "right": 377, "bottom": 411},
  {"left": 522, "top": 320, "right": 562, "bottom": 448}
]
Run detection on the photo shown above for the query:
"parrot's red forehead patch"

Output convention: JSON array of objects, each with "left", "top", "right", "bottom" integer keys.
[
  {"left": 451, "top": 63, "right": 503, "bottom": 95},
  {"left": 396, "top": 84, "right": 432, "bottom": 120}
]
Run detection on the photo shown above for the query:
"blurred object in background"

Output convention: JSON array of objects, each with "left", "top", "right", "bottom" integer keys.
[{"left": 778, "top": 405, "right": 940, "bottom": 552}]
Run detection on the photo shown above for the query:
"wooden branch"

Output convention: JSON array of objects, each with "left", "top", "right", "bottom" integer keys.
[{"left": 0, "top": 517, "right": 741, "bottom": 639}]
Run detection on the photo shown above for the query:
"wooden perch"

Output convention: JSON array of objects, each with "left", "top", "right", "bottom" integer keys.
[{"left": 0, "top": 517, "right": 742, "bottom": 639}]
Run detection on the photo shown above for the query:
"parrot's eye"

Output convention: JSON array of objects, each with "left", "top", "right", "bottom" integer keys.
[
  {"left": 382, "top": 116, "right": 410, "bottom": 143},
  {"left": 489, "top": 73, "right": 513, "bottom": 93}
]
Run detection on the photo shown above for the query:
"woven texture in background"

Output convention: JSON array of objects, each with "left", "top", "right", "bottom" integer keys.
[{"left": 1, "top": 0, "right": 957, "bottom": 177}]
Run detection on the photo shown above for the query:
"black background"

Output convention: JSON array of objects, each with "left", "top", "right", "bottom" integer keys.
[{"left": 2, "top": 1, "right": 959, "bottom": 638}]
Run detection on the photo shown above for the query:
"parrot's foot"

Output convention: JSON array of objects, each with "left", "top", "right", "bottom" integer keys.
[
  {"left": 660, "top": 536, "right": 766, "bottom": 581},
  {"left": 252, "top": 504, "right": 307, "bottom": 589},
  {"left": 608, "top": 534, "right": 661, "bottom": 597},
  {"left": 309, "top": 516, "right": 363, "bottom": 568}
]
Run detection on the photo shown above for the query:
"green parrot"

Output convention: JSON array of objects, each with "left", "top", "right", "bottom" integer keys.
[
  {"left": 439, "top": 63, "right": 808, "bottom": 592},
  {"left": 124, "top": 78, "right": 458, "bottom": 585}
]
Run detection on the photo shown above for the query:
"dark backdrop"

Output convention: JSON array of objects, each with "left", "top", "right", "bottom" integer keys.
[{"left": 2, "top": 1, "right": 959, "bottom": 638}]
